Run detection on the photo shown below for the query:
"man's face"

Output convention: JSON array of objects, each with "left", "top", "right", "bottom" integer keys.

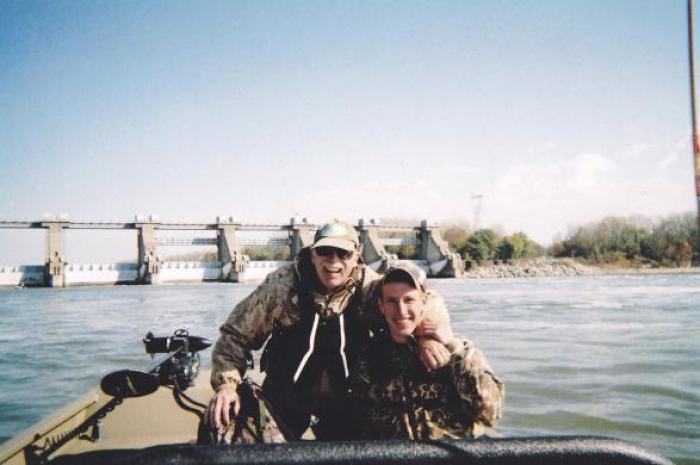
[
  {"left": 310, "top": 246, "right": 359, "bottom": 293},
  {"left": 378, "top": 281, "right": 426, "bottom": 343}
]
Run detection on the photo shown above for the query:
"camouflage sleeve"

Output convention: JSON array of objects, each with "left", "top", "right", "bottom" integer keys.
[
  {"left": 450, "top": 337, "right": 505, "bottom": 427},
  {"left": 210, "top": 268, "right": 296, "bottom": 391},
  {"left": 422, "top": 289, "right": 451, "bottom": 331}
]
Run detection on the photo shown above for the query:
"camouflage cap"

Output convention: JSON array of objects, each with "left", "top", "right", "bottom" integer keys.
[
  {"left": 312, "top": 221, "right": 359, "bottom": 251},
  {"left": 382, "top": 262, "right": 427, "bottom": 294}
]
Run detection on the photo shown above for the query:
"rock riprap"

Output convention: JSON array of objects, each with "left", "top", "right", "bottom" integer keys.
[{"left": 463, "top": 258, "right": 587, "bottom": 278}]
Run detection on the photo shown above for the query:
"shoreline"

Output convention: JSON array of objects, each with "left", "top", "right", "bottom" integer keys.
[{"left": 462, "top": 258, "right": 700, "bottom": 279}]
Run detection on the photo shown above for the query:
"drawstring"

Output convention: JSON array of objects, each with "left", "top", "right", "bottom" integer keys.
[
  {"left": 293, "top": 313, "right": 320, "bottom": 383},
  {"left": 338, "top": 313, "right": 349, "bottom": 379},
  {"left": 292, "top": 312, "right": 352, "bottom": 384}
]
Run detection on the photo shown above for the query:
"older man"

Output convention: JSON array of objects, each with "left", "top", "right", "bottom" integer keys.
[
  {"left": 354, "top": 264, "right": 504, "bottom": 440},
  {"left": 207, "top": 221, "right": 452, "bottom": 441}
]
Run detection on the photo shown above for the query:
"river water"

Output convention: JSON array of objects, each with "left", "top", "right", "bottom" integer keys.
[{"left": 0, "top": 274, "right": 698, "bottom": 464}]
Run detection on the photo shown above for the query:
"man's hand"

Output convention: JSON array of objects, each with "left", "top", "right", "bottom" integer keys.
[
  {"left": 415, "top": 317, "right": 454, "bottom": 345},
  {"left": 415, "top": 308, "right": 455, "bottom": 371},
  {"left": 207, "top": 385, "right": 239, "bottom": 429},
  {"left": 417, "top": 338, "right": 452, "bottom": 372}
]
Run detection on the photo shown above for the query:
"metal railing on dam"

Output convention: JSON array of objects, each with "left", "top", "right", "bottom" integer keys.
[{"left": 0, "top": 216, "right": 464, "bottom": 287}]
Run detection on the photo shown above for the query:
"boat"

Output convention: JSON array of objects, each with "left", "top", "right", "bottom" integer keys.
[{"left": 0, "top": 329, "right": 675, "bottom": 465}]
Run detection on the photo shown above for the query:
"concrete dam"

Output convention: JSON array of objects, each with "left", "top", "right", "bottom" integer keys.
[{"left": 0, "top": 216, "right": 464, "bottom": 288}]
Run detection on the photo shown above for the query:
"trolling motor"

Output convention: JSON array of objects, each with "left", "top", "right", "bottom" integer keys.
[
  {"left": 100, "top": 329, "right": 212, "bottom": 398},
  {"left": 143, "top": 329, "right": 212, "bottom": 391},
  {"left": 100, "top": 329, "right": 213, "bottom": 421},
  {"left": 101, "top": 329, "right": 212, "bottom": 396},
  {"left": 30, "top": 330, "right": 213, "bottom": 462}
]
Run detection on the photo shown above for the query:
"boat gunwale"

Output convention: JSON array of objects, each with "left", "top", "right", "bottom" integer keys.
[{"left": 0, "top": 389, "right": 103, "bottom": 463}]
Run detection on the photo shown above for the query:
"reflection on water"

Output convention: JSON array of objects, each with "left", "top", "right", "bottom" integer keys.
[{"left": 0, "top": 274, "right": 698, "bottom": 464}]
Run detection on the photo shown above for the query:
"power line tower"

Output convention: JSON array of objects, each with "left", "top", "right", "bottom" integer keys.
[{"left": 471, "top": 194, "right": 483, "bottom": 231}]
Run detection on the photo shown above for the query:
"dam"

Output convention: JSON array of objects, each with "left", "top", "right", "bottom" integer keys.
[{"left": 0, "top": 216, "right": 464, "bottom": 287}]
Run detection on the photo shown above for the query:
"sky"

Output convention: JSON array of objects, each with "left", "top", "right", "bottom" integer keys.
[{"left": 0, "top": 0, "right": 697, "bottom": 264}]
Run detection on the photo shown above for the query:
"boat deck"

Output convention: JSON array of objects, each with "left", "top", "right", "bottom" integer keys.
[{"left": 0, "top": 369, "right": 219, "bottom": 464}]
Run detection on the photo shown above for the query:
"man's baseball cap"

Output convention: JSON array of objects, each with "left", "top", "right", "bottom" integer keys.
[
  {"left": 382, "top": 263, "right": 427, "bottom": 293},
  {"left": 312, "top": 221, "right": 360, "bottom": 251}
]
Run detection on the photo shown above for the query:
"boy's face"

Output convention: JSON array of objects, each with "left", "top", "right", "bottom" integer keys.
[{"left": 378, "top": 281, "right": 426, "bottom": 343}]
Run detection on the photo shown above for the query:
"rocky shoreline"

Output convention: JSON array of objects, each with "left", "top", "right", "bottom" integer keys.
[{"left": 462, "top": 258, "right": 700, "bottom": 278}]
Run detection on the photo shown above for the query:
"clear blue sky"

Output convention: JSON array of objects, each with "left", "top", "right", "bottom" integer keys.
[{"left": 0, "top": 1, "right": 696, "bottom": 263}]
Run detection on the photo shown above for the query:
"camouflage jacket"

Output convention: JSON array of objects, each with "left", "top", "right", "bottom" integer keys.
[
  {"left": 353, "top": 333, "right": 504, "bottom": 440},
  {"left": 211, "top": 249, "right": 449, "bottom": 393}
]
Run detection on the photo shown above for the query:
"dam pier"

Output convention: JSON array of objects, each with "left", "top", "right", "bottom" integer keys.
[{"left": 0, "top": 216, "right": 464, "bottom": 288}]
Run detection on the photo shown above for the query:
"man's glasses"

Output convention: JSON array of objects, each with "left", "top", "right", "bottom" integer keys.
[{"left": 314, "top": 247, "right": 355, "bottom": 260}]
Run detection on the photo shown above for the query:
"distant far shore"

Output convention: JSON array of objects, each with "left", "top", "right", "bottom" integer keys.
[
  {"left": 583, "top": 263, "right": 700, "bottom": 275},
  {"left": 463, "top": 257, "right": 700, "bottom": 279}
]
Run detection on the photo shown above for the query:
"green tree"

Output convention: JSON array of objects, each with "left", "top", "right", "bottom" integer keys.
[
  {"left": 555, "top": 226, "right": 596, "bottom": 260},
  {"left": 498, "top": 232, "right": 543, "bottom": 259},
  {"left": 643, "top": 213, "right": 698, "bottom": 266},
  {"left": 460, "top": 229, "right": 500, "bottom": 260},
  {"left": 498, "top": 233, "right": 525, "bottom": 259}
]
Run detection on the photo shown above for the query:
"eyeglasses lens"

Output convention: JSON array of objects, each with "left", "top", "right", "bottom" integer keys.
[{"left": 316, "top": 247, "right": 353, "bottom": 259}]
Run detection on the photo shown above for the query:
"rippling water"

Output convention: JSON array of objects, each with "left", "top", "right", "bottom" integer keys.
[{"left": 1, "top": 274, "right": 698, "bottom": 464}]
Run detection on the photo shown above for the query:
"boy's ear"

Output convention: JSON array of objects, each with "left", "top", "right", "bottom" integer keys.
[{"left": 377, "top": 296, "right": 385, "bottom": 314}]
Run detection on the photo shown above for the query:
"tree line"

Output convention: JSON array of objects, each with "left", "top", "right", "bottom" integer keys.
[
  {"left": 549, "top": 213, "right": 698, "bottom": 267},
  {"left": 436, "top": 212, "right": 698, "bottom": 267},
  {"left": 384, "top": 227, "right": 544, "bottom": 260},
  {"left": 440, "top": 228, "right": 544, "bottom": 261}
]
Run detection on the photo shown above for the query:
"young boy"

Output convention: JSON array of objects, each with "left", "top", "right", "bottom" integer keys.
[{"left": 354, "top": 263, "right": 505, "bottom": 440}]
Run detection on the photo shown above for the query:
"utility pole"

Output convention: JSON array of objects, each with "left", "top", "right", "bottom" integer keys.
[
  {"left": 471, "top": 194, "right": 483, "bottom": 231},
  {"left": 689, "top": 0, "right": 700, "bottom": 260}
]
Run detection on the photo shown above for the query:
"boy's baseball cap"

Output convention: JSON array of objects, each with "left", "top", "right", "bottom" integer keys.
[{"left": 382, "top": 263, "right": 427, "bottom": 293}]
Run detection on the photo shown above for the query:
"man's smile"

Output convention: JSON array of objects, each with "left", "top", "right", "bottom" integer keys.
[{"left": 310, "top": 246, "right": 359, "bottom": 293}]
